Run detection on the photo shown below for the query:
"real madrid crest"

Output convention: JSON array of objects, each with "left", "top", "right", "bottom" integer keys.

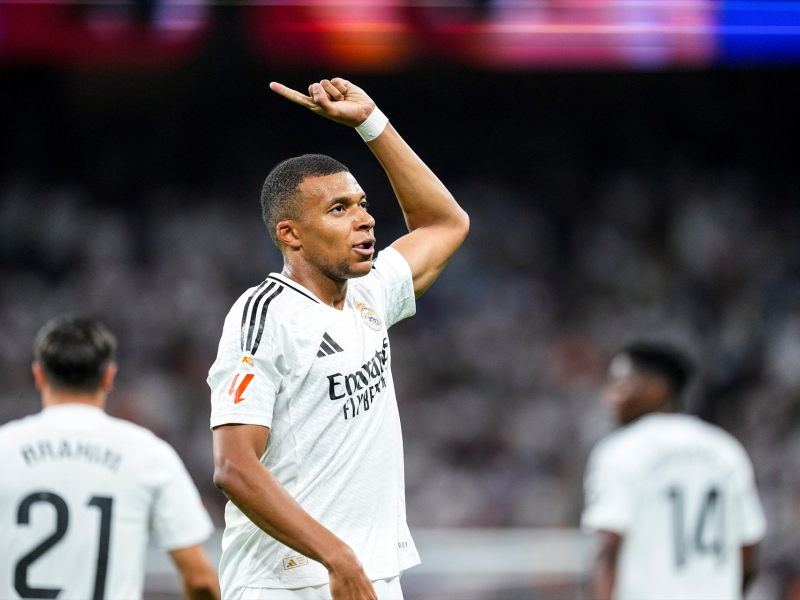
[{"left": 354, "top": 300, "right": 382, "bottom": 331}]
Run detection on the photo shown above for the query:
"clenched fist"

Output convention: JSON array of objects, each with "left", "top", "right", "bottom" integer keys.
[{"left": 270, "top": 78, "right": 376, "bottom": 128}]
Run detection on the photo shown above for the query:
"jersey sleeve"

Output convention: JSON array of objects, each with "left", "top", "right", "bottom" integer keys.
[
  {"left": 208, "top": 296, "right": 283, "bottom": 429},
  {"left": 150, "top": 440, "right": 214, "bottom": 551},
  {"left": 731, "top": 446, "right": 767, "bottom": 545},
  {"left": 371, "top": 246, "right": 416, "bottom": 328},
  {"left": 581, "top": 443, "right": 634, "bottom": 535}
]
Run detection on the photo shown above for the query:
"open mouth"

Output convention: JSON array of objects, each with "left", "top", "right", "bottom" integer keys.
[{"left": 353, "top": 240, "right": 375, "bottom": 256}]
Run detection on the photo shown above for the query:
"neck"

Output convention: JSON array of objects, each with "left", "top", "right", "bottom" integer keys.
[
  {"left": 652, "top": 400, "right": 676, "bottom": 416},
  {"left": 281, "top": 256, "right": 348, "bottom": 309},
  {"left": 623, "top": 402, "right": 675, "bottom": 426},
  {"left": 42, "top": 389, "right": 106, "bottom": 410}
]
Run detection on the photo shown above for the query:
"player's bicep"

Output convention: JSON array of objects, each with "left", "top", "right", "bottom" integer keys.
[
  {"left": 391, "top": 223, "right": 467, "bottom": 298},
  {"left": 595, "top": 530, "right": 624, "bottom": 567},
  {"left": 213, "top": 423, "right": 270, "bottom": 468},
  {"left": 212, "top": 425, "right": 271, "bottom": 504}
]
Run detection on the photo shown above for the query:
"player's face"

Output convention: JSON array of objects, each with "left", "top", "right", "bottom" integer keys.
[
  {"left": 602, "top": 355, "right": 665, "bottom": 425},
  {"left": 294, "top": 172, "right": 376, "bottom": 281}
]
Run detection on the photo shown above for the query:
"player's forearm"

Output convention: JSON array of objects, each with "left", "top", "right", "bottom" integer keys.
[
  {"left": 742, "top": 544, "right": 759, "bottom": 593},
  {"left": 591, "top": 559, "right": 616, "bottom": 600},
  {"left": 591, "top": 532, "right": 621, "bottom": 600},
  {"left": 169, "top": 546, "right": 221, "bottom": 600},
  {"left": 213, "top": 457, "right": 355, "bottom": 571},
  {"left": 367, "top": 124, "right": 468, "bottom": 233},
  {"left": 181, "top": 577, "right": 219, "bottom": 600}
]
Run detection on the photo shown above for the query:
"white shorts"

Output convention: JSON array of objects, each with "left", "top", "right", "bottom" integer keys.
[{"left": 240, "top": 576, "right": 403, "bottom": 600}]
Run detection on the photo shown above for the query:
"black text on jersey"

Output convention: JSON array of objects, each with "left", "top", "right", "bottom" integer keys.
[{"left": 327, "top": 338, "right": 388, "bottom": 420}]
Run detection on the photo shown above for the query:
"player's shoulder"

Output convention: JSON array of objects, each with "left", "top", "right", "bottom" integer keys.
[
  {"left": 350, "top": 247, "right": 414, "bottom": 314},
  {"left": 0, "top": 412, "right": 43, "bottom": 443},
  {"left": 590, "top": 415, "right": 671, "bottom": 467},
  {"left": 101, "top": 412, "right": 158, "bottom": 438},
  {"left": 594, "top": 416, "right": 654, "bottom": 454},
  {"left": 95, "top": 416, "right": 192, "bottom": 485},
  {"left": 604, "top": 413, "right": 702, "bottom": 446},
  {"left": 352, "top": 247, "right": 410, "bottom": 290},
  {"left": 612, "top": 414, "right": 750, "bottom": 464},
  {"left": 227, "top": 275, "right": 322, "bottom": 323},
  {"left": 98, "top": 413, "right": 176, "bottom": 455},
  {"left": 687, "top": 416, "right": 752, "bottom": 461},
  {"left": 590, "top": 429, "right": 625, "bottom": 458},
  {"left": 0, "top": 410, "right": 175, "bottom": 462},
  {"left": 223, "top": 274, "right": 325, "bottom": 348},
  {"left": 648, "top": 413, "right": 745, "bottom": 451},
  {"left": 588, "top": 425, "right": 642, "bottom": 474}
]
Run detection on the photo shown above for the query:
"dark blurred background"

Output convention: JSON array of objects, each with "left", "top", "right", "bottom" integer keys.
[{"left": 3, "top": 2, "right": 800, "bottom": 598}]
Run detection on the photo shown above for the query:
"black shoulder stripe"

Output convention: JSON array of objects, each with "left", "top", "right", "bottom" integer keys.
[
  {"left": 322, "top": 332, "right": 344, "bottom": 352},
  {"left": 245, "top": 282, "right": 277, "bottom": 352},
  {"left": 241, "top": 280, "right": 269, "bottom": 350},
  {"left": 251, "top": 286, "right": 284, "bottom": 355},
  {"left": 267, "top": 276, "right": 319, "bottom": 304}
]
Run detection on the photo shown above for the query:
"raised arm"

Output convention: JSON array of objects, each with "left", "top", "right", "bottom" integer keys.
[
  {"left": 213, "top": 424, "right": 377, "bottom": 600},
  {"left": 270, "top": 78, "right": 469, "bottom": 297}
]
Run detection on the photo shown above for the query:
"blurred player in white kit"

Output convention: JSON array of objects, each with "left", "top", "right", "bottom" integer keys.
[
  {"left": 0, "top": 316, "right": 220, "bottom": 600},
  {"left": 582, "top": 343, "right": 767, "bottom": 600}
]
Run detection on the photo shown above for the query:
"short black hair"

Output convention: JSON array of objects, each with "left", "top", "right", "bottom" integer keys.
[
  {"left": 619, "top": 342, "right": 694, "bottom": 404},
  {"left": 260, "top": 154, "right": 349, "bottom": 246},
  {"left": 34, "top": 315, "right": 117, "bottom": 393}
]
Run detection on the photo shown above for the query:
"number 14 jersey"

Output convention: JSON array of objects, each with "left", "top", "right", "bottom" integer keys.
[{"left": 582, "top": 413, "right": 767, "bottom": 600}]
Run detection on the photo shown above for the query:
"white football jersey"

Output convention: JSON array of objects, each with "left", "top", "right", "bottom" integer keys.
[
  {"left": 208, "top": 247, "right": 420, "bottom": 597},
  {"left": 0, "top": 403, "right": 214, "bottom": 600},
  {"left": 582, "top": 413, "right": 767, "bottom": 600}
]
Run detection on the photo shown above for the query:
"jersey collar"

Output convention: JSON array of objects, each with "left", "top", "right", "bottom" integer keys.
[
  {"left": 42, "top": 403, "right": 106, "bottom": 417},
  {"left": 268, "top": 273, "right": 350, "bottom": 312}
]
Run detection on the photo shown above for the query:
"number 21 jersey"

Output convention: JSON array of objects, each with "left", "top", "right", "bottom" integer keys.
[
  {"left": 582, "top": 413, "right": 767, "bottom": 600},
  {"left": 0, "top": 404, "right": 214, "bottom": 600}
]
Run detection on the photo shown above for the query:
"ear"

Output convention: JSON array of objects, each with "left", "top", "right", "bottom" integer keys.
[
  {"left": 100, "top": 363, "right": 118, "bottom": 393},
  {"left": 276, "top": 220, "right": 302, "bottom": 249},
  {"left": 32, "top": 362, "right": 48, "bottom": 392}
]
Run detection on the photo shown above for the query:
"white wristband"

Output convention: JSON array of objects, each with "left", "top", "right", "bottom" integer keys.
[{"left": 355, "top": 107, "right": 388, "bottom": 142}]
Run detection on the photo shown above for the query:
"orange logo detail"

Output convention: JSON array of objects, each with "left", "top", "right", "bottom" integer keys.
[
  {"left": 229, "top": 373, "right": 254, "bottom": 404},
  {"left": 227, "top": 374, "right": 240, "bottom": 396},
  {"left": 240, "top": 356, "right": 254, "bottom": 366}
]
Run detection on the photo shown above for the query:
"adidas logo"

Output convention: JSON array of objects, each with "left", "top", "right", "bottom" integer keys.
[
  {"left": 317, "top": 333, "right": 344, "bottom": 358},
  {"left": 283, "top": 555, "right": 309, "bottom": 570}
]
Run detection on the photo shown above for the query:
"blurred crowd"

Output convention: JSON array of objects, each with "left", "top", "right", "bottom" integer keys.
[{"left": 2, "top": 162, "right": 800, "bottom": 591}]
